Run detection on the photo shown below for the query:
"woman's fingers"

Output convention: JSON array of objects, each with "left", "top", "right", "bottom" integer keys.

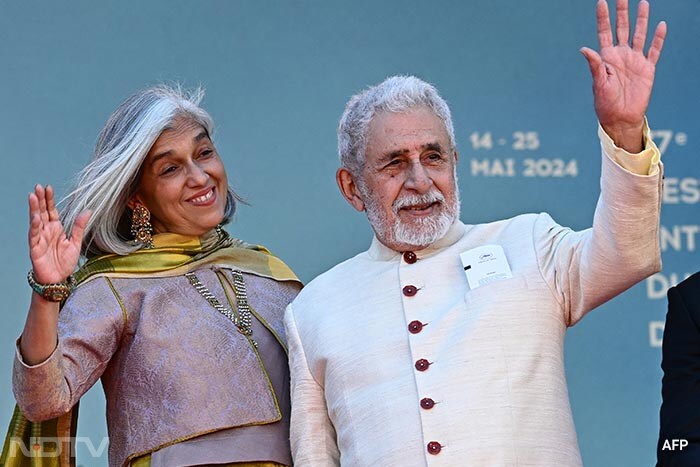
[
  {"left": 45, "top": 185, "right": 59, "bottom": 222},
  {"left": 28, "top": 192, "right": 43, "bottom": 246},
  {"left": 70, "top": 210, "right": 91, "bottom": 247},
  {"left": 27, "top": 183, "right": 84, "bottom": 277},
  {"left": 34, "top": 184, "right": 50, "bottom": 224},
  {"left": 28, "top": 214, "right": 42, "bottom": 249},
  {"left": 28, "top": 191, "right": 39, "bottom": 221}
]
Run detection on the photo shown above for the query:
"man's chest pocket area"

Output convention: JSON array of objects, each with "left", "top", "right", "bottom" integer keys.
[{"left": 464, "top": 275, "right": 530, "bottom": 306}]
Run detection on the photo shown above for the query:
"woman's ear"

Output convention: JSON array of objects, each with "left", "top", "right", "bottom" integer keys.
[{"left": 127, "top": 194, "right": 142, "bottom": 210}]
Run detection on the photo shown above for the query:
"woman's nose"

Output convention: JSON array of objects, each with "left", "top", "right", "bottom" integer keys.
[{"left": 186, "top": 162, "right": 209, "bottom": 186}]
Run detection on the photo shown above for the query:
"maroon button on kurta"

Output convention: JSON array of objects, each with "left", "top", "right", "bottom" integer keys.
[
  {"left": 427, "top": 441, "right": 442, "bottom": 455},
  {"left": 415, "top": 359, "right": 430, "bottom": 371},
  {"left": 408, "top": 320, "right": 424, "bottom": 334},
  {"left": 403, "top": 251, "right": 417, "bottom": 264},
  {"left": 420, "top": 398, "right": 435, "bottom": 409}
]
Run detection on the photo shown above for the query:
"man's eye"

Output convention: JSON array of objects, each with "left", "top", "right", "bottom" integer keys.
[
  {"left": 200, "top": 149, "right": 214, "bottom": 158},
  {"left": 160, "top": 166, "right": 177, "bottom": 175}
]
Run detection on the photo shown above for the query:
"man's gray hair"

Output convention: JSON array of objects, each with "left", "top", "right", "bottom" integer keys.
[
  {"left": 60, "top": 84, "right": 238, "bottom": 257},
  {"left": 337, "top": 75, "right": 456, "bottom": 176}
]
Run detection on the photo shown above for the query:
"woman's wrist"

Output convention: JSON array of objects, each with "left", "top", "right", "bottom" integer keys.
[{"left": 27, "top": 269, "right": 75, "bottom": 302}]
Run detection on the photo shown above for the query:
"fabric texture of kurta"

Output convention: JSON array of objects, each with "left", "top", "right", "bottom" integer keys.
[
  {"left": 285, "top": 134, "right": 662, "bottom": 466},
  {"left": 13, "top": 266, "right": 301, "bottom": 467}
]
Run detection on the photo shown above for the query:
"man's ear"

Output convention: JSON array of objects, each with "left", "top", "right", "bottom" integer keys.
[{"left": 336, "top": 167, "right": 365, "bottom": 212}]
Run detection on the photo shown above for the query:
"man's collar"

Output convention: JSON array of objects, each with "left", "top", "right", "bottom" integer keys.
[{"left": 367, "top": 220, "right": 466, "bottom": 261}]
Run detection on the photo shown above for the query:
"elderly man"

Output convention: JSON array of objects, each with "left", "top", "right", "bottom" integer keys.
[{"left": 285, "top": 1, "right": 666, "bottom": 465}]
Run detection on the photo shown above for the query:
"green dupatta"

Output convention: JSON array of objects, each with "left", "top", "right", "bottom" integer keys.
[{"left": 1, "top": 230, "right": 299, "bottom": 467}]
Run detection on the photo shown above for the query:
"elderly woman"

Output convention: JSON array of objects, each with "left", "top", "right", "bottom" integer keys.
[{"left": 2, "top": 86, "right": 301, "bottom": 467}]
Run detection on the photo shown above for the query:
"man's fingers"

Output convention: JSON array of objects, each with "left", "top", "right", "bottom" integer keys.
[
  {"left": 631, "top": 0, "right": 649, "bottom": 51},
  {"left": 616, "top": 0, "right": 630, "bottom": 45},
  {"left": 581, "top": 47, "right": 607, "bottom": 84},
  {"left": 647, "top": 21, "right": 667, "bottom": 65},
  {"left": 597, "top": 0, "right": 614, "bottom": 48}
]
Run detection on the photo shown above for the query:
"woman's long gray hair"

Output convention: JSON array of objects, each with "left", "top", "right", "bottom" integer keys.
[{"left": 60, "top": 85, "right": 237, "bottom": 257}]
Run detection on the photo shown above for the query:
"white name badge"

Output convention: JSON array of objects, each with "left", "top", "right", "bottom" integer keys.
[{"left": 460, "top": 245, "right": 513, "bottom": 290}]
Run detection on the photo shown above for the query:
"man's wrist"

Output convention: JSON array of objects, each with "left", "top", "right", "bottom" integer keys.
[{"left": 600, "top": 121, "right": 645, "bottom": 154}]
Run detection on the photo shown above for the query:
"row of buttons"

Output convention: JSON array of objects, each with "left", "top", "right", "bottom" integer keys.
[{"left": 403, "top": 251, "right": 442, "bottom": 456}]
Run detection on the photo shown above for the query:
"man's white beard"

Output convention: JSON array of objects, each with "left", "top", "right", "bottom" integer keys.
[{"left": 361, "top": 180, "right": 460, "bottom": 250}]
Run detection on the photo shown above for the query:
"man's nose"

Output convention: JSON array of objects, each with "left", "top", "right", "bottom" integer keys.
[{"left": 404, "top": 162, "right": 433, "bottom": 193}]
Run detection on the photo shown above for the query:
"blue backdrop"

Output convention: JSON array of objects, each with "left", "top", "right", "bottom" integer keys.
[{"left": 0, "top": 1, "right": 697, "bottom": 465}]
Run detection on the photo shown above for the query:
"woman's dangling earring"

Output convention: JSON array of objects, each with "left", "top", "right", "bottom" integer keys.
[{"left": 131, "top": 204, "right": 154, "bottom": 249}]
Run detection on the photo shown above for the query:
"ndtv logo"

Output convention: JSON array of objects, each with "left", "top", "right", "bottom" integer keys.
[
  {"left": 6, "top": 436, "right": 108, "bottom": 458},
  {"left": 661, "top": 439, "right": 689, "bottom": 451}
]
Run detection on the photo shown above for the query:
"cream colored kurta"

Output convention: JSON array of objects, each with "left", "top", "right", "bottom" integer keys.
[{"left": 285, "top": 129, "right": 662, "bottom": 467}]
